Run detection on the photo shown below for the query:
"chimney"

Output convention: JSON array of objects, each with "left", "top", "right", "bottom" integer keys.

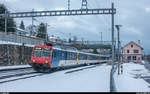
[{"left": 138, "top": 40, "right": 140, "bottom": 45}]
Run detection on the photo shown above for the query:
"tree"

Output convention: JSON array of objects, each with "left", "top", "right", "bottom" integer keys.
[
  {"left": 93, "top": 48, "right": 98, "bottom": 54},
  {"left": 68, "top": 38, "right": 71, "bottom": 43},
  {"left": 25, "top": 25, "right": 38, "bottom": 36},
  {"left": 36, "top": 23, "right": 46, "bottom": 39},
  {"left": 73, "top": 35, "right": 77, "bottom": 44},
  {"left": 19, "top": 20, "right": 25, "bottom": 30},
  {"left": 0, "top": 4, "right": 16, "bottom": 33}
]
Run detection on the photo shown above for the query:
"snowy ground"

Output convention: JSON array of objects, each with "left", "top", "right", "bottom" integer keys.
[
  {"left": 0, "top": 62, "right": 150, "bottom": 92},
  {"left": 114, "top": 62, "right": 150, "bottom": 92},
  {"left": 0, "top": 65, "right": 31, "bottom": 70},
  {"left": 0, "top": 64, "right": 111, "bottom": 92}
]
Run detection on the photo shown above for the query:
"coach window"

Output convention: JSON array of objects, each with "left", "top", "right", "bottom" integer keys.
[
  {"left": 72, "top": 53, "right": 74, "bottom": 59},
  {"left": 62, "top": 53, "right": 64, "bottom": 58},
  {"left": 67, "top": 53, "right": 70, "bottom": 59},
  {"left": 82, "top": 55, "right": 84, "bottom": 60},
  {"left": 70, "top": 53, "right": 73, "bottom": 59},
  {"left": 69, "top": 53, "right": 71, "bottom": 59},
  {"left": 80, "top": 54, "right": 82, "bottom": 60}
]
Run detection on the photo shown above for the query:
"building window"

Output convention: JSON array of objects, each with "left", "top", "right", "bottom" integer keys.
[
  {"left": 127, "top": 50, "right": 130, "bottom": 53},
  {"left": 133, "top": 56, "right": 136, "bottom": 60},
  {"left": 127, "top": 56, "right": 131, "bottom": 60},
  {"left": 131, "top": 45, "right": 133, "bottom": 48},
  {"left": 134, "top": 50, "right": 139, "bottom": 53},
  {"left": 138, "top": 57, "right": 141, "bottom": 60}
]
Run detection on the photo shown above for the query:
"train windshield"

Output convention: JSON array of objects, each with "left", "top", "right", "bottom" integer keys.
[{"left": 33, "top": 47, "right": 52, "bottom": 57}]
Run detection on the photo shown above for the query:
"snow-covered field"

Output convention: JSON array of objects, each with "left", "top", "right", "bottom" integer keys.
[{"left": 0, "top": 62, "right": 150, "bottom": 92}]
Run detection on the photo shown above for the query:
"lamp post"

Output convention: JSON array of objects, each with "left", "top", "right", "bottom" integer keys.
[
  {"left": 99, "top": 32, "right": 102, "bottom": 42},
  {"left": 45, "top": 23, "right": 51, "bottom": 42},
  {"left": 115, "top": 25, "right": 122, "bottom": 75}
]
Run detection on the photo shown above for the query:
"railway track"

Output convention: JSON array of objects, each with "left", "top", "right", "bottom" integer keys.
[
  {"left": 0, "top": 67, "right": 35, "bottom": 78},
  {"left": 65, "top": 65, "right": 97, "bottom": 74},
  {"left": 0, "top": 63, "right": 103, "bottom": 84},
  {"left": 0, "top": 66, "right": 32, "bottom": 72},
  {"left": 0, "top": 67, "right": 41, "bottom": 84},
  {"left": 0, "top": 72, "right": 43, "bottom": 84}
]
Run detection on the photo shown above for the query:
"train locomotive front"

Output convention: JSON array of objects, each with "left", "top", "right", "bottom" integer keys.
[{"left": 30, "top": 45, "right": 53, "bottom": 72}]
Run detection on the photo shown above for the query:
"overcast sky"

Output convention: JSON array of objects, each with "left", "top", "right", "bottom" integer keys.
[{"left": 1, "top": 0, "right": 150, "bottom": 54}]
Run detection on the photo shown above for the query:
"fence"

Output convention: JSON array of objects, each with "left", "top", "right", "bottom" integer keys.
[{"left": 0, "top": 32, "right": 45, "bottom": 45}]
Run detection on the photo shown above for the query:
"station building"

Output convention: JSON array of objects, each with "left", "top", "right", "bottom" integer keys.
[{"left": 122, "top": 40, "right": 143, "bottom": 63}]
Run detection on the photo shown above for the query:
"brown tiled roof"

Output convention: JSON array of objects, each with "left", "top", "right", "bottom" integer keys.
[{"left": 123, "top": 41, "right": 144, "bottom": 50}]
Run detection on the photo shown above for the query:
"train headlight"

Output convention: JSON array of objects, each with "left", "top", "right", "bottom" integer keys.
[
  {"left": 32, "top": 59, "right": 35, "bottom": 62},
  {"left": 45, "top": 60, "right": 49, "bottom": 63}
]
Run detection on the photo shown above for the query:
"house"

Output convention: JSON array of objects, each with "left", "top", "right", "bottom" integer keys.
[
  {"left": 48, "top": 36, "right": 56, "bottom": 43},
  {"left": 122, "top": 40, "right": 143, "bottom": 63}
]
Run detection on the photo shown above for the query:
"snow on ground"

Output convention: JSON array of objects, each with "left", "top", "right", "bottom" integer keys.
[
  {"left": 0, "top": 64, "right": 111, "bottom": 92},
  {"left": 0, "top": 40, "right": 34, "bottom": 47},
  {"left": 0, "top": 65, "right": 31, "bottom": 70},
  {"left": 0, "top": 62, "right": 150, "bottom": 92},
  {"left": 114, "top": 62, "right": 150, "bottom": 92}
]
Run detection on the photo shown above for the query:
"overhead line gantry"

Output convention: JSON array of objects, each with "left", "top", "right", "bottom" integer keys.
[{"left": 0, "top": 8, "right": 116, "bottom": 18}]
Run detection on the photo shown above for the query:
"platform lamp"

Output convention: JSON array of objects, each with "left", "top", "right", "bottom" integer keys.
[{"left": 115, "top": 25, "right": 122, "bottom": 75}]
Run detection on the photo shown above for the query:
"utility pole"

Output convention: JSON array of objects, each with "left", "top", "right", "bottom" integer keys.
[
  {"left": 115, "top": 25, "right": 122, "bottom": 75},
  {"left": 111, "top": 3, "right": 115, "bottom": 70},
  {"left": 31, "top": 9, "right": 34, "bottom": 36},
  {"left": 5, "top": 11, "right": 8, "bottom": 34},
  {"left": 68, "top": 0, "right": 70, "bottom": 10},
  {"left": 5, "top": 10, "right": 10, "bottom": 65},
  {"left": 100, "top": 32, "right": 102, "bottom": 42},
  {"left": 45, "top": 23, "right": 48, "bottom": 42},
  {"left": 81, "top": 0, "right": 88, "bottom": 9}
]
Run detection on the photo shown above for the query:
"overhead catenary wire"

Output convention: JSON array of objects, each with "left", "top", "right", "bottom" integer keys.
[{"left": 87, "top": 0, "right": 111, "bottom": 41}]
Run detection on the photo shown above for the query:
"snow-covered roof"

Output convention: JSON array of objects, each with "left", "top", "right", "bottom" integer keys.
[{"left": 123, "top": 41, "right": 144, "bottom": 50}]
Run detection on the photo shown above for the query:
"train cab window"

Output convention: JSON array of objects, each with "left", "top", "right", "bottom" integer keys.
[
  {"left": 33, "top": 47, "right": 52, "bottom": 57},
  {"left": 42, "top": 48, "right": 51, "bottom": 57}
]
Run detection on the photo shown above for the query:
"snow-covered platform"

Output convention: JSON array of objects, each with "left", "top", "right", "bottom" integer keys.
[
  {"left": 115, "top": 62, "right": 150, "bottom": 92},
  {"left": 0, "top": 62, "right": 150, "bottom": 92},
  {"left": 0, "top": 64, "right": 111, "bottom": 92}
]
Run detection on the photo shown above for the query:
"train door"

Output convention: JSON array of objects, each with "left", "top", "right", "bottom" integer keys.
[
  {"left": 51, "top": 49, "right": 60, "bottom": 67},
  {"left": 76, "top": 53, "right": 79, "bottom": 64},
  {"left": 64, "top": 51, "right": 67, "bottom": 65}
]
